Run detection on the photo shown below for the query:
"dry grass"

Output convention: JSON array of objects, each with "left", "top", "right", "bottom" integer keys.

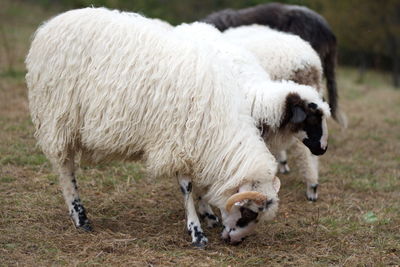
[{"left": 1, "top": 1, "right": 400, "bottom": 266}]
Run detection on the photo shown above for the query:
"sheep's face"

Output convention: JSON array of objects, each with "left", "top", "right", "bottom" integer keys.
[
  {"left": 220, "top": 178, "right": 280, "bottom": 245},
  {"left": 282, "top": 93, "right": 329, "bottom": 156},
  {"left": 293, "top": 102, "right": 328, "bottom": 155}
]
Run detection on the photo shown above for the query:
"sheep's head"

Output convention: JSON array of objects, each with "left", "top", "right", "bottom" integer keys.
[
  {"left": 220, "top": 177, "right": 280, "bottom": 245},
  {"left": 281, "top": 92, "right": 330, "bottom": 156}
]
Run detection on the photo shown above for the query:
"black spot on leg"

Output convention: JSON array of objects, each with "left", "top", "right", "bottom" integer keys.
[
  {"left": 71, "top": 177, "right": 78, "bottom": 191},
  {"left": 180, "top": 185, "right": 186, "bottom": 195},
  {"left": 311, "top": 184, "right": 318, "bottom": 194},
  {"left": 71, "top": 199, "right": 90, "bottom": 230},
  {"left": 179, "top": 181, "right": 192, "bottom": 195},
  {"left": 186, "top": 182, "right": 192, "bottom": 193},
  {"left": 193, "top": 226, "right": 205, "bottom": 244},
  {"left": 280, "top": 160, "right": 288, "bottom": 165}
]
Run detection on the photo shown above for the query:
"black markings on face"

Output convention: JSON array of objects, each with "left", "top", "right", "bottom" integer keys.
[
  {"left": 236, "top": 207, "right": 258, "bottom": 228},
  {"left": 71, "top": 199, "right": 89, "bottom": 227},
  {"left": 303, "top": 109, "right": 325, "bottom": 155},
  {"left": 265, "top": 199, "right": 274, "bottom": 209},
  {"left": 308, "top": 102, "right": 318, "bottom": 110},
  {"left": 282, "top": 94, "right": 326, "bottom": 155},
  {"left": 281, "top": 94, "right": 326, "bottom": 156}
]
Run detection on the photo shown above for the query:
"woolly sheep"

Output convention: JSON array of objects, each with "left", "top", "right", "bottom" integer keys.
[
  {"left": 172, "top": 23, "right": 330, "bottom": 227},
  {"left": 201, "top": 2, "right": 347, "bottom": 127},
  {"left": 25, "top": 8, "right": 284, "bottom": 246},
  {"left": 222, "top": 24, "right": 333, "bottom": 200}
]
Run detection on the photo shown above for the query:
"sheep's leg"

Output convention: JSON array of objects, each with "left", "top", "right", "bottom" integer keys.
[
  {"left": 56, "top": 153, "right": 91, "bottom": 231},
  {"left": 198, "top": 196, "right": 219, "bottom": 228},
  {"left": 275, "top": 150, "right": 290, "bottom": 174},
  {"left": 292, "top": 141, "right": 319, "bottom": 201},
  {"left": 178, "top": 175, "right": 208, "bottom": 247}
]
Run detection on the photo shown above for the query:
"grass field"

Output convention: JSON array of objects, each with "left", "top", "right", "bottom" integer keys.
[{"left": 1, "top": 1, "right": 399, "bottom": 266}]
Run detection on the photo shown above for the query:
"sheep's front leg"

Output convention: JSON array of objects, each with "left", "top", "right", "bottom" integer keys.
[
  {"left": 293, "top": 141, "right": 319, "bottom": 201},
  {"left": 275, "top": 150, "right": 290, "bottom": 174},
  {"left": 178, "top": 175, "right": 208, "bottom": 247},
  {"left": 198, "top": 196, "right": 220, "bottom": 228},
  {"left": 56, "top": 153, "right": 91, "bottom": 231}
]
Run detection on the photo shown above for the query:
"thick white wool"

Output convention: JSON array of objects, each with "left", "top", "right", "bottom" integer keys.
[
  {"left": 223, "top": 25, "right": 323, "bottom": 88},
  {"left": 176, "top": 23, "right": 330, "bottom": 130},
  {"left": 26, "top": 8, "right": 278, "bottom": 210}
]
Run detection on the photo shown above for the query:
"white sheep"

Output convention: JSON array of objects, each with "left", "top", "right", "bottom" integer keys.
[
  {"left": 222, "top": 25, "right": 338, "bottom": 201},
  {"left": 171, "top": 23, "right": 330, "bottom": 229},
  {"left": 25, "top": 8, "right": 283, "bottom": 246}
]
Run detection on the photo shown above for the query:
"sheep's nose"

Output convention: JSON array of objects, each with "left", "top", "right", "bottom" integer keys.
[{"left": 303, "top": 139, "right": 328, "bottom": 155}]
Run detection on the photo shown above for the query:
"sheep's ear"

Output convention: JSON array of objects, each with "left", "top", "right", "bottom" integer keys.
[{"left": 291, "top": 105, "right": 307, "bottom": 123}]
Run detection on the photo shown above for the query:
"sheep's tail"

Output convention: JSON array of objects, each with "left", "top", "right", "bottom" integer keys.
[{"left": 324, "top": 45, "right": 348, "bottom": 128}]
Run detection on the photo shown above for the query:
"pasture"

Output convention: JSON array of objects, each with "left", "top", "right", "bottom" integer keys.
[{"left": 1, "top": 1, "right": 399, "bottom": 266}]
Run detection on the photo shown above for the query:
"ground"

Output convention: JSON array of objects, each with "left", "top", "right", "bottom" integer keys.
[{"left": 0, "top": 1, "right": 399, "bottom": 266}]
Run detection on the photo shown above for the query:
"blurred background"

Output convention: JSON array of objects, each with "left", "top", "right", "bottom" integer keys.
[{"left": 1, "top": 0, "right": 399, "bottom": 87}]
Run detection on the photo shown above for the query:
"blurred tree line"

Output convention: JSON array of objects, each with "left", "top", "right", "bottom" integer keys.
[{"left": 27, "top": 0, "right": 400, "bottom": 87}]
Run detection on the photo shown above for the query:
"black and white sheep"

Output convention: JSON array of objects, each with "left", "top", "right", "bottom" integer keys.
[
  {"left": 172, "top": 23, "right": 330, "bottom": 227},
  {"left": 201, "top": 2, "right": 347, "bottom": 127},
  {"left": 222, "top": 24, "right": 334, "bottom": 200}
]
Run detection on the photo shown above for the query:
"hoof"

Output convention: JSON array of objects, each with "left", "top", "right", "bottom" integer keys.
[
  {"left": 306, "top": 184, "right": 318, "bottom": 202},
  {"left": 306, "top": 195, "right": 318, "bottom": 202},
  {"left": 278, "top": 163, "right": 290, "bottom": 174},
  {"left": 78, "top": 222, "right": 93, "bottom": 232},
  {"left": 192, "top": 237, "right": 208, "bottom": 249}
]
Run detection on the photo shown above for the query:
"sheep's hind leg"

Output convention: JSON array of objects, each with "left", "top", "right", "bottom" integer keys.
[
  {"left": 275, "top": 150, "right": 290, "bottom": 174},
  {"left": 56, "top": 152, "right": 92, "bottom": 231},
  {"left": 178, "top": 175, "right": 208, "bottom": 248},
  {"left": 198, "top": 196, "right": 219, "bottom": 228},
  {"left": 293, "top": 141, "right": 319, "bottom": 201}
]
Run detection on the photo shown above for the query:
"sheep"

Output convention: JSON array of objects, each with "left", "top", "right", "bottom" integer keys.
[
  {"left": 201, "top": 2, "right": 347, "bottom": 128},
  {"left": 171, "top": 23, "right": 330, "bottom": 229},
  {"left": 25, "top": 7, "right": 285, "bottom": 246},
  {"left": 221, "top": 24, "right": 329, "bottom": 201},
  {"left": 223, "top": 25, "right": 323, "bottom": 92}
]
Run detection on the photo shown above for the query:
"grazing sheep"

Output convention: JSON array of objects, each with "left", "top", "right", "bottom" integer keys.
[
  {"left": 171, "top": 23, "right": 330, "bottom": 228},
  {"left": 222, "top": 24, "right": 330, "bottom": 200},
  {"left": 26, "top": 8, "right": 284, "bottom": 246},
  {"left": 201, "top": 2, "right": 347, "bottom": 127}
]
